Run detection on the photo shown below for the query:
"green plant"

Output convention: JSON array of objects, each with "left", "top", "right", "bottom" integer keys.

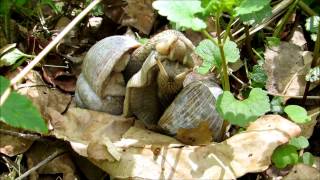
[
  {"left": 272, "top": 105, "right": 316, "bottom": 168},
  {"left": 272, "top": 136, "right": 314, "bottom": 168},
  {"left": 0, "top": 76, "right": 48, "bottom": 133}
]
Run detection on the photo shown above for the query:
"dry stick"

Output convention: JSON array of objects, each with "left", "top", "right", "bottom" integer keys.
[
  {"left": 0, "top": 0, "right": 102, "bottom": 106},
  {"left": 302, "top": 23, "right": 320, "bottom": 104},
  {"left": 15, "top": 149, "right": 66, "bottom": 180},
  {"left": 0, "top": 128, "right": 42, "bottom": 141}
]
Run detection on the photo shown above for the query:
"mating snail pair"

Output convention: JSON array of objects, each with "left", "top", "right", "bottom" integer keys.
[{"left": 75, "top": 30, "right": 224, "bottom": 142}]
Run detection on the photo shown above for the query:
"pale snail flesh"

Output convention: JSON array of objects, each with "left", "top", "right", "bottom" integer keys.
[{"left": 123, "top": 30, "right": 195, "bottom": 129}]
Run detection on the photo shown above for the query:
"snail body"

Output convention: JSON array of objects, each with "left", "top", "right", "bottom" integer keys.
[{"left": 123, "top": 30, "right": 195, "bottom": 129}]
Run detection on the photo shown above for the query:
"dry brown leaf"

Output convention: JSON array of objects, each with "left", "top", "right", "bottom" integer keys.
[
  {"left": 289, "top": 26, "right": 307, "bottom": 50},
  {"left": 88, "top": 115, "right": 300, "bottom": 179},
  {"left": 176, "top": 121, "right": 212, "bottom": 145},
  {"left": 263, "top": 42, "right": 313, "bottom": 101},
  {"left": 17, "top": 70, "right": 72, "bottom": 123},
  {"left": 87, "top": 137, "right": 121, "bottom": 161},
  {"left": 283, "top": 164, "right": 320, "bottom": 180},
  {"left": 0, "top": 123, "right": 34, "bottom": 156},
  {"left": 122, "top": 0, "right": 156, "bottom": 34},
  {"left": 298, "top": 107, "right": 319, "bottom": 138},
  {"left": 49, "top": 107, "right": 134, "bottom": 157},
  {"left": 26, "top": 142, "right": 78, "bottom": 180}
]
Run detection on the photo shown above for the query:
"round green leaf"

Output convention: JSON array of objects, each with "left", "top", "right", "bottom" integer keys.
[
  {"left": 216, "top": 88, "right": 270, "bottom": 127},
  {"left": 289, "top": 136, "right": 309, "bottom": 149},
  {"left": 272, "top": 145, "right": 299, "bottom": 169},
  {"left": 284, "top": 105, "right": 311, "bottom": 124},
  {"left": 152, "top": 1, "right": 207, "bottom": 31},
  {"left": 300, "top": 152, "right": 315, "bottom": 166}
]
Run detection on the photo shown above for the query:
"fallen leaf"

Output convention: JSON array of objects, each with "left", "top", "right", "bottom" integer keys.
[
  {"left": 283, "top": 164, "right": 320, "bottom": 180},
  {"left": 26, "top": 141, "right": 78, "bottom": 180},
  {"left": 176, "top": 121, "right": 212, "bottom": 145},
  {"left": 122, "top": 0, "right": 157, "bottom": 34},
  {"left": 17, "top": 71, "right": 72, "bottom": 123},
  {"left": 88, "top": 115, "right": 300, "bottom": 179},
  {"left": 49, "top": 107, "right": 134, "bottom": 157},
  {"left": 263, "top": 42, "right": 313, "bottom": 101},
  {"left": 42, "top": 54, "right": 77, "bottom": 92},
  {"left": 0, "top": 123, "right": 34, "bottom": 156}
]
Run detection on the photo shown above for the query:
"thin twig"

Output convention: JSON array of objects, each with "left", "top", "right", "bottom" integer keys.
[
  {"left": 0, "top": 0, "right": 102, "bottom": 106},
  {"left": 0, "top": 128, "right": 42, "bottom": 141},
  {"left": 15, "top": 149, "right": 66, "bottom": 180}
]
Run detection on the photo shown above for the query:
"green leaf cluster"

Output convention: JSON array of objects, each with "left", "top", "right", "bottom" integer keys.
[
  {"left": 201, "top": 0, "right": 240, "bottom": 15},
  {"left": 305, "top": 16, "right": 320, "bottom": 41},
  {"left": 306, "top": 66, "right": 320, "bottom": 82},
  {"left": 152, "top": 1, "right": 206, "bottom": 31},
  {"left": 235, "top": 0, "right": 272, "bottom": 25},
  {"left": 216, "top": 88, "right": 270, "bottom": 127},
  {"left": 195, "top": 38, "right": 239, "bottom": 74},
  {"left": 272, "top": 136, "right": 314, "bottom": 168},
  {"left": 249, "top": 65, "right": 267, "bottom": 88},
  {"left": 0, "top": 76, "right": 48, "bottom": 133}
]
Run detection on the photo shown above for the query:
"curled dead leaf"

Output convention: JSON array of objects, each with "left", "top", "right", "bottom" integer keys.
[{"left": 176, "top": 121, "right": 212, "bottom": 145}]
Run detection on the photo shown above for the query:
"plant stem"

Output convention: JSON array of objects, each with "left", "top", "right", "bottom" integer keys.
[
  {"left": 0, "top": 0, "right": 102, "bottom": 106},
  {"left": 298, "top": 1, "right": 318, "bottom": 16},
  {"left": 273, "top": 0, "right": 300, "bottom": 38},
  {"left": 201, "top": 30, "right": 218, "bottom": 46},
  {"left": 216, "top": 13, "right": 230, "bottom": 91},
  {"left": 245, "top": 25, "right": 257, "bottom": 64},
  {"left": 302, "top": 21, "right": 320, "bottom": 104}
]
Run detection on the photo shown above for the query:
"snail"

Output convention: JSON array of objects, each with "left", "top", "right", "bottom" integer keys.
[
  {"left": 75, "top": 29, "right": 224, "bottom": 141},
  {"left": 158, "top": 74, "right": 224, "bottom": 142},
  {"left": 123, "top": 30, "right": 195, "bottom": 129},
  {"left": 75, "top": 35, "right": 141, "bottom": 115}
]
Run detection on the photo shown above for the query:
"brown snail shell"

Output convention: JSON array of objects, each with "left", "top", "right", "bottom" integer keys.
[
  {"left": 75, "top": 35, "right": 140, "bottom": 114},
  {"left": 158, "top": 79, "right": 224, "bottom": 142},
  {"left": 123, "top": 30, "right": 195, "bottom": 129}
]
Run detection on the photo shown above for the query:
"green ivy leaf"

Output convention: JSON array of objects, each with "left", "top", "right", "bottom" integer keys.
[
  {"left": 284, "top": 105, "right": 311, "bottom": 124},
  {"left": 0, "top": 48, "right": 31, "bottom": 67},
  {"left": 270, "top": 96, "right": 284, "bottom": 114},
  {"left": 289, "top": 136, "right": 309, "bottom": 149},
  {"left": 235, "top": 0, "right": 270, "bottom": 16},
  {"left": 239, "top": 4, "right": 272, "bottom": 25},
  {"left": 272, "top": 144, "right": 299, "bottom": 169},
  {"left": 0, "top": 76, "right": 48, "bottom": 133},
  {"left": 152, "top": 1, "right": 206, "bottom": 31},
  {"left": 305, "top": 16, "right": 320, "bottom": 33},
  {"left": 216, "top": 88, "right": 270, "bottom": 127},
  {"left": 306, "top": 66, "right": 320, "bottom": 82},
  {"left": 195, "top": 39, "right": 240, "bottom": 73},
  {"left": 249, "top": 65, "right": 267, "bottom": 88},
  {"left": 300, "top": 152, "right": 315, "bottom": 166}
]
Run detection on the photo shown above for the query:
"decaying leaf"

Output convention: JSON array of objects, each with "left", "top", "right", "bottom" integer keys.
[
  {"left": 17, "top": 71, "right": 72, "bottom": 123},
  {"left": 49, "top": 107, "right": 134, "bottom": 158},
  {"left": 87, "top": 115, "right": 300, "bottom": 179},
  {"left": 298, "top": 107, "right": 319, "bottom": 138},
  {"left": 122, "top": 0, "right": 156, "bottom": 34},
  {"left": 26, "top": 142, "right": 78, "bottom": 180},
  {"left": 176, "top": 121, "right": 212, "bottom": 145},
  {"left": 283, "top": 163, "right": 320, "bottom": 180},
  {"left": 0, "top": 123, "right": 34, "bottom": 156},
  {"left": 263, "top": 42, "right": 313, "bottom": 101}
]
